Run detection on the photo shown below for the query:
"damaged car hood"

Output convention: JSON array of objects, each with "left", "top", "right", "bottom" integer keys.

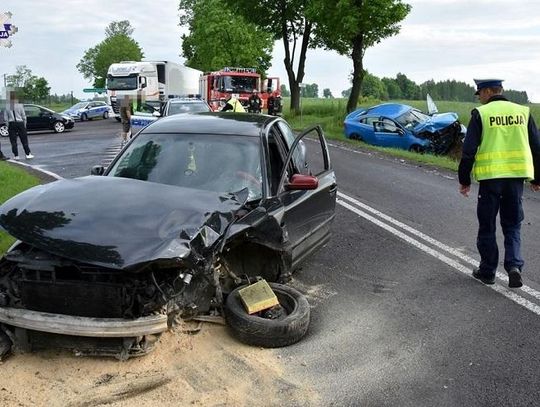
[
  {"left": 0, "top": 176, "right": 246, "bottom": 270},
  {"left": 413, "top": 112, "right": 459, "bottom": 134}
]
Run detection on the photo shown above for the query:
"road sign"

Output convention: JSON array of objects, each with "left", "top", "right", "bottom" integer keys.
[{"left": 83, "top": 88, "right": 106, "bottom": 93}]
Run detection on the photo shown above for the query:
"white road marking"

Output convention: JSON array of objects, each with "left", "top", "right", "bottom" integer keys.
[{"left": 337, "top": 193, "right": 540, "bottom": 316}]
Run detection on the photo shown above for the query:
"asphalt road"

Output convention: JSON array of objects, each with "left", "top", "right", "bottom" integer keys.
[{"left": 8, "top": 119, "right": 540, "bottom": 406}]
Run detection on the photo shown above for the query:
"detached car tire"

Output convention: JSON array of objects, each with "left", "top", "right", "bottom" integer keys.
[{"left": 225, "top": 283, "right": 310, "bottom": 348}]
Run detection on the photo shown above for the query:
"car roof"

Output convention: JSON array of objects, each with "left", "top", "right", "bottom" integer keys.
[
  {"left": 167, "top": 98, "right": 207, "bottom": 104},
  {"left": 364, "top": 103, "right": 412, "bottom": 118},
  {"left": 143, "top": 112, "right": 278, "bottom": 137}
]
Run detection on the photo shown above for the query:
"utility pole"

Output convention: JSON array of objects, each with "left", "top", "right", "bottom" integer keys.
[{"left": 70, "top": 91, "right": 73, "bottom": 105}]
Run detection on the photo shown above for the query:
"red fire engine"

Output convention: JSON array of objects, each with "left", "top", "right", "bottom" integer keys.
[{"left": 199, "top": 67, "right": 282, "bottom": 114}]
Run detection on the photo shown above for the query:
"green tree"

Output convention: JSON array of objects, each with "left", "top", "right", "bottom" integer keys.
[
  {"left": 323, "top": 88, "right": 333, "bottom": 98},
  {"left": 77, "top": 21, "right": 143, "bottom": 88},
  {"left": 28, "top": 77, "right": 50, "bottom": 102},
  {"left": 301, "top": 83, "right": 319, "bottom": 98},
  {"left": 395, "top": 72, "right": 420, "bottom": 99},
  {"left": 6, "top": 65, "right": 50, "bottom": 102},
  {"left": 222, "top": 0, "right": 317, "bottom": 114},
  {"left": 178, "top": 0, "right": 274, "bottom": 75},
  {"left": 361, "top": 72, "right": 388, "bottom": 99},
  {"left": 382, "top": 77, "right": 402, "bottom": 99},
  {"left": 310, "top": 0, "right": 411, "bottom": 112},
  {"left": 105, "top": 20, "right": 134, "bottom": 37},
  {"left": 280, "top": 84, "right": 291, "bottom": 97}
]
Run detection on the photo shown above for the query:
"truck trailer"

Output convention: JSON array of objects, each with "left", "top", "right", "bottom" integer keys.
[{"left": 106, "top": 61, "right": 202, "bottom": 120}]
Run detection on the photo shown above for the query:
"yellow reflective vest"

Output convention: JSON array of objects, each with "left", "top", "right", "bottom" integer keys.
[
  {"left": 227, "top": 97, "right": 246, "bottom": 113},
  {"left": 473, "top": 100, "right": 534, "bottom": 181}
]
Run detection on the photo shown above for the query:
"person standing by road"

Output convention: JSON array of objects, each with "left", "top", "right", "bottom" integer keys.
[
  {"left": 4, "top": 91, "right": 33, "bottom": 160},
  {"left": 221, "top": 96, "right": 246, "bottom": 112},
  {"left": 119, "top": 95, "right": 133, "bottom": 143},
  {"left": 247, "top": 89, "right": 262, "bottom": 113},
  {"left": 458, "top": 79, "right": 540, "bottom": 288}
]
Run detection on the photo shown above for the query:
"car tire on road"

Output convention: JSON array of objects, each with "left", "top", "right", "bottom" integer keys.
[
  {"left": 103, "top": 111, "right": 109, "bottom": 119},
  {"left": 225, "top": 283, "right": 310, "bottom": 348},
  {"left": 80, "top": 113, "right": 88, "bottom": 121},
  {"left": 0, "top": 124, "right": 8, "bottom": 137},
  {"left": 53, "top": 121, "right": 66, "bottom": 133}
]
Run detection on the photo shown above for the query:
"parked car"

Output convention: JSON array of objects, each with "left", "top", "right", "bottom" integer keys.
[
  {"left": 62, "top": 101, "right": 113, "bottom": 121},
  {"left": 0, "top": 112, "right": 337, "bottom": 358},
  {"left": 1, "top": 104, "right": 75, "bottom": 136},
  {"left": 343, "top": 99, "right": 466, "bottom": 154},
  {"left": 130, "top": 97, "right": 212, "bottom": 134}
]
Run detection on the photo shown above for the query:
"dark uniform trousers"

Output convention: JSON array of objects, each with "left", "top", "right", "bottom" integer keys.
[
  {"left": 477, "top": 178, "right": 524, "bottom": 275},
  {"left": 8, "top": 121, "right": 31, "bottom": 156}
]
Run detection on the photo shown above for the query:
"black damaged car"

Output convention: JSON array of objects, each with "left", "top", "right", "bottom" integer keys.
[{"left": 0, "top": 112, "right": 337, "bottom": 358}]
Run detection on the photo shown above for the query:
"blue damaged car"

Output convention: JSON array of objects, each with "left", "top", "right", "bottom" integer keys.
[
  {"left": 62, "top": 101, "right": 113, "bottom": 121},
  {"left": 343, "top": 98, "right": 466, "bottom": 154}
]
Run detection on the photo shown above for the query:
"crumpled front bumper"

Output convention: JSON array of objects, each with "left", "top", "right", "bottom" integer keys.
[{"left": 0, "top": 307, "right": 168, "bottom": 337}]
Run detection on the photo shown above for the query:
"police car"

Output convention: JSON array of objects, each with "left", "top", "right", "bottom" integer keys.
[
  {"left": 62, "top": 101, "right": 113, "bottom": 121},
  {"left": 130, "top": 97, "right": 211, "bottom": 134}
]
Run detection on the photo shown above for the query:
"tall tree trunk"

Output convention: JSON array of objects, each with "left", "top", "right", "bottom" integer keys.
[
  {"left": 282, "top": 19, "right": 312, "bottom": 115},
  {"left": 346, "top": 34, "right": 365, "bottom": 113}
]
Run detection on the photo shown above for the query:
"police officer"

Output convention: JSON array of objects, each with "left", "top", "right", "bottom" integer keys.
[
  {"left": 221, "top": 96, "right": 246, "bottom": 112},
  {"left": 458, "top": 79, "right": 540, "bottom": 288}
]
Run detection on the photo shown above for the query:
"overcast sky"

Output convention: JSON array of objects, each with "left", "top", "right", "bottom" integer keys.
[{"left": 1, "top": 0, "right": 540, "bottom": 102}]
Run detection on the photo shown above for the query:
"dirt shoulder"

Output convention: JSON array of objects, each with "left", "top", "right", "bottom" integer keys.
[{"left": 0, "top": 324, "right": 318, "bottom": 406}]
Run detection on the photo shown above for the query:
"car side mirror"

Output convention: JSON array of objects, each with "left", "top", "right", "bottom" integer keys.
[
  {"left": 91, "top": 165, "right": 105, "bottom": 176},
  {"left": 285, "top": 174, "right": 318, "bottom": 190}
]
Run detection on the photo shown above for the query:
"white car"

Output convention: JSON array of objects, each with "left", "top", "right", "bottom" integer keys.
[
  {"left": 62, "top": 101, "right": 113, "bottom": 121},
  {"left": 130, "top": 98, "right": 211, "bottom": 134}
]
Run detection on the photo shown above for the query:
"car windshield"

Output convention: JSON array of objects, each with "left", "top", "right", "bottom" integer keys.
[
  {"left": 395, "top": 109, "right": 430, "bottom": 129},
  {"left": 107, "top": 132, "right": 262, "bottom": 200},
  {"left": 167, "top": 102, "right": 209, "bottom": 116},
  {"left": 107, "top": 75, "right": 138, "bottom": 90},
  {"left": 70, "top": 102, "right": 88, "bottom": 109}
]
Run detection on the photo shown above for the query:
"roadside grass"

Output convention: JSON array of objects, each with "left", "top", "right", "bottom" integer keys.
[
  {"left": 282, "top": 97, "right": 540, "bottom": 171},
  {"left": 0, "top": 162, "right": 40, "bottom": 254}
]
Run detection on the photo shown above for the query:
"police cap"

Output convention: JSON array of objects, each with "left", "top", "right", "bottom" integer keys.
[{"left": 474, "top": 78, "right": 504, "bottom": 95}]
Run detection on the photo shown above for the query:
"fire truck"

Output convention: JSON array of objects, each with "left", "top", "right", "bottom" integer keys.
[{"left": 199, "top": 67, "right": 282, "bottom": 115}]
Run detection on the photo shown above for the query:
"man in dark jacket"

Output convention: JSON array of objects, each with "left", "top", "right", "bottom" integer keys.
[
  {"left": 247, "top": 90, "right": 262, "bottom": 113},
  {"left": 458, "top": 78, "right": 540, "bottom": 288}
]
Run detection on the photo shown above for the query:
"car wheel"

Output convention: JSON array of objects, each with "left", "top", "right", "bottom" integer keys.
[
  {"left": 0, "top": 124, "right": 8, "bottom": 137},
  {"left": 225, "top": 283, "right": 310, "bottom": 348},
  {"left": 350, "top": 133, "right": 363, "bottom": 141},
  {"left": 53, "top": 121, "right": 66, "bottom": 133},
  {"left": 103, "top": 111, "right": 109, "bottom": 119},
  {"left": 80, "top": 113, "right": 87, "bottom": 121}
]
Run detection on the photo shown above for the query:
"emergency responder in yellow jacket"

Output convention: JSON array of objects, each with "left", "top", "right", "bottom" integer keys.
[
  {"left": 221, "top": 96, "right": 246, "bottom": 113},
  {"left": 458, "top": 79, "right": 540, "bottom": 288}
]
